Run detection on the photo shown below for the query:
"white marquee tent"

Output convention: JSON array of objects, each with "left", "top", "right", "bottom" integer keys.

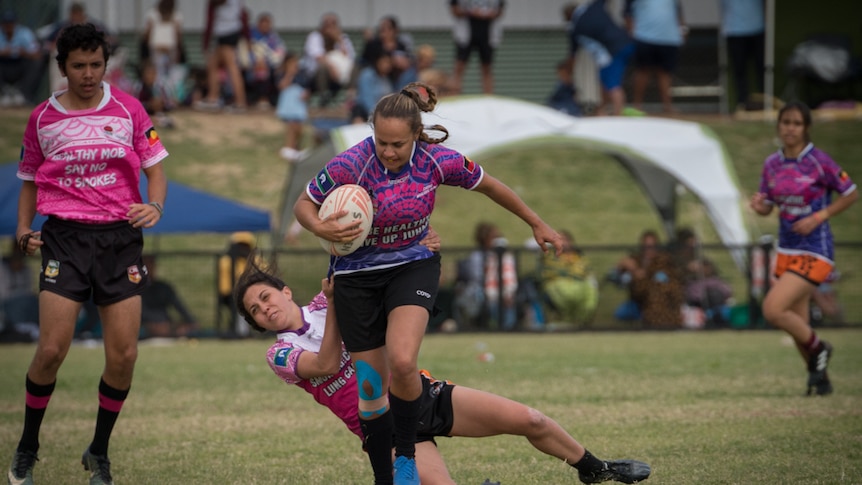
[{"left": 279, "top": 96, "right": 751, "bottom": 268}]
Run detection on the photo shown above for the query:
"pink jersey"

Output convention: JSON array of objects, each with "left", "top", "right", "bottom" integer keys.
[
  {"left": 18, "top": 82, "right": 168, "bottom": 223},
  {"left": 266, "top": 293, "right": 362, "bottom": 438}
]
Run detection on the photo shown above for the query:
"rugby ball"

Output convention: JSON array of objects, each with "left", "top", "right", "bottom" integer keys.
[{"left": 318, "top": 184, "right": 374, "bottom": 256}]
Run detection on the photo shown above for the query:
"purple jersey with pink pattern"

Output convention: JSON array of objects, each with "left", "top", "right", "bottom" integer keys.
[
  {"left": 306, "top": 137, "right": 484, "bottom": 273},
  {"left": 266, "top": 293, "right": 362, "bottom": 438},
  {"left": 18, "top": 82, "right": 168, "bottom": 223},
  {"left": 758, "top": 143, "right": 856, "bottom": 260}
]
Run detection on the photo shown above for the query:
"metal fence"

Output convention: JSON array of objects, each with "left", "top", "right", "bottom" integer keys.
[{"left": 9, "top": 242, "right": 859, "bottom": 338}]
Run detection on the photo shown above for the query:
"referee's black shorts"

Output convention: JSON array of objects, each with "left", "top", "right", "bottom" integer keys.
[
  {"left": 334, "top": 253, "right": 441, "bottom": 352},
  {"left": 39, "top": 216, "right": 149, "bottom": 305}
]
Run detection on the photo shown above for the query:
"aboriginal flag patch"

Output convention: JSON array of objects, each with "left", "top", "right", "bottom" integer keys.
[
  {"left": 463, "top": 157, "right": 476, "bottom": 173},
  {"left": 839, "top": 171, "right": 850, "bottom": 183},
  {"left": 146, "top": 127, "right": 160, "bottom": 147}
]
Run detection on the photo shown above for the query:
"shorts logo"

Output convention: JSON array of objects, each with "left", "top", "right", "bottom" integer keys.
[
  {"left": 315, "top": 169, "right": 335, "bottom": 194},
  {"left": 274, "top": 348, "right": 292, "bottom": 367},
  {"left": 428, "top": 380, "right": 443, "bottom": 398},
  {"left": 416, "top": 290, "right": 431, "bottom": 299},
  {"left": 146, "top": 127, "right": 160, "bottom": 147},
  {"left": 127, "top": 265, "right": 142, "bottom": 284},
  {"left": 44, "top": 260, "right": 60, "bottom": 278}
]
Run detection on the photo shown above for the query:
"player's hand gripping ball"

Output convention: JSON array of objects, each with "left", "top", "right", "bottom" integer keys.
[{"left": 318, "top": 184, "right": 373, "bottom": 256}]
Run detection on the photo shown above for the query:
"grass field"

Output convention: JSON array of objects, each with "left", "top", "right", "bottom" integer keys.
[
  {"left": 1, "top": 329, "right": 861, "bottom": 484},
  {"left": 1, "top": 106, "right": 861, "bottom": 483}
]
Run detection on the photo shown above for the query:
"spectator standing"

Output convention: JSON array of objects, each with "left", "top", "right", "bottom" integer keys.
[
  {"left": 624, "top": 0, "right": 686, "bottom": 114},
  {"left": 564, "top": 1, "right": 635, "bottom": 116},
  {"left": 141, "top": 255, "right": 197, "bottom": 338},
  {"left": 141, "top": 0, "right": 185, "bottom": 110},
  {"left": 0, "top": 9, "right": 42, "bottom": 107},
  {"left": 750, "top": 101, "right": 857, "bottom": 396},
  {"left": 298, "top": 12, "right": 356, "bottom": 107},
  {"left": 8, "top": 23, "right": 168, "bottom": 485},
  {"left": 361, "top": 16, "right": 416, "bottom": 90},
  {"left": 449, "top": 0, "right": 505, "bottom": 94},
  {"left": 719, "top": 0, "right": 765, "bottom": 111},
  {"left": 541, "top": 230, "right": 598, "bottom": 325},
  {"left": 196, "top": 0, "right": 249, "bottom": 112},
  {"left": 275, "top": 51, "right": 309, "bottom": 162},
  {"left": 246, "top": 12, "right": 286, "bottom": 108}
]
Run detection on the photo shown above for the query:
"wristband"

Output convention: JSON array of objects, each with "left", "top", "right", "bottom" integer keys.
[{"left": 149, "top": 201, "right": 164, "bottom": 216}]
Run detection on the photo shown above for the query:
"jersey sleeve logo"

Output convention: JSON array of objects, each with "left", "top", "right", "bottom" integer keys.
[
  {"left": 274, "top": 348, "right": 293, "bottom": 367},
  {"left": 315, "top": 168, "right": 335, "bottom": 194},
  {"left": 463, "top": 156, "right": 476, "bottom": 173},
  {"left": 839, "top": 171, "right": 850, "bottom": 183},
  {"left": 145, "top": 127, "right": 160, "bottom": 147}
]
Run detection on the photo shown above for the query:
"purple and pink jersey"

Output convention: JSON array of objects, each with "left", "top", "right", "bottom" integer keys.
[
  {"left": 306, "top": 137, "right": 484, "bottom": 274},
  {"left": 18, "top": 82, "right": 168, "bottom": 224},
  {"left": 266, "top": 293, "right": 362, "bottom": 438},
  {"left": 758, "top": 143, "right": 856, "bottom": 261}
]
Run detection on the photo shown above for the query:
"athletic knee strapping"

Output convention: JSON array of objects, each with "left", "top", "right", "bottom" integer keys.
[{"left": 355, "top": 361, "right": 389, "bottom": 419}]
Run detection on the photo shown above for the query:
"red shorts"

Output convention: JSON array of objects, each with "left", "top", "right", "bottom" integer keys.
[{"left": 774, "top": 253, "right": 833, "bottom": 285}]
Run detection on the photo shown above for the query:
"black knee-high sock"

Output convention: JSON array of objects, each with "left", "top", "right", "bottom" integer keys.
[
  {"left": 572, "top": 449, "right": 605, "bottom": 474},
  {"left": 89, "top": 378, "right": 129, "bottom": 456},
  {"left": 389, "top": 392, "right": 420, "bottom": 459},
  {"left": 18, "top": 376, "right": 56, "bottom": 453},
  {"left": 360, "top": 411, "right": 394, "bottom": 485}
]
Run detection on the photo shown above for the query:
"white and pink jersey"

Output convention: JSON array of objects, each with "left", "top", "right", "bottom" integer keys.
[
  {"left": 18, "top": 82, "right": 168, "bottom": 223},
  {"left": 266, "top": 293, "right": 362, "bottom": 438}
]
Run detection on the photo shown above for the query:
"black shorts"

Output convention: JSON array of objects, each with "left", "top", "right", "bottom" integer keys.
[
  {"left": 415, "top": 369, "right": 456, "bottom": 444},
  {"left": 455, "top": 20, "right": 494, "bottom": 65},
  {"left": 633, "top": 40, "right": 679, "bottom": 72},
  {"left": 216, "top": 31, "right": 242, "bottom": 47},
  {"left": 39, "top": 217, "right": 149, "bottom": 305},
  {"left": 334, "top": 254, "right": 441, "bottom": 352}
]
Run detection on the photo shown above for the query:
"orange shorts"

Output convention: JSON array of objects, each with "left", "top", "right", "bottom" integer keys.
[{"left": 774, "top": 253, "right": 833, "bottom": 285}]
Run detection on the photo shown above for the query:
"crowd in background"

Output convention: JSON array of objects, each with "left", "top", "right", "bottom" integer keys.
[{"left": 2, "top": 0, "right": 844, "bottom": 339}]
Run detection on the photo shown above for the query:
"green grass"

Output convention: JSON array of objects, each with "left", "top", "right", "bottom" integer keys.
[{"left": 1, "top": 329, "right": 860, "bottom": 483}]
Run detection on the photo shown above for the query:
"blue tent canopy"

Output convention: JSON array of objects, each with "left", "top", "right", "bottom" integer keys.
[{"left": 1, "top": 163, "right": 270, "bottom": 236}]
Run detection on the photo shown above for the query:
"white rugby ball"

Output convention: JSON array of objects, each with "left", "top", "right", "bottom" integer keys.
[{"left": 318, "top": 184, "right": 374, "bottom": 256}]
